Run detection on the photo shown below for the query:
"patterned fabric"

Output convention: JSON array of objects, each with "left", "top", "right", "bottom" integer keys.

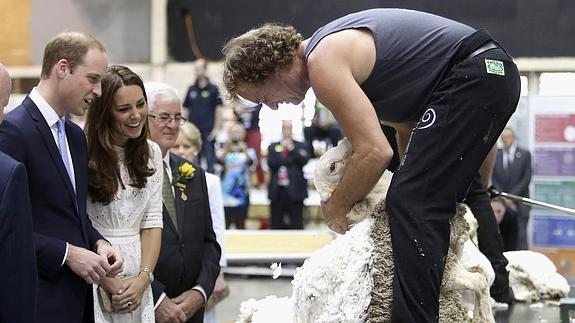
[
  {"left": 87, "top": 140, "right": 163, "bottom": 323},
  {"left": 162, "top": 161, "right": 178, "bottom": 232}
]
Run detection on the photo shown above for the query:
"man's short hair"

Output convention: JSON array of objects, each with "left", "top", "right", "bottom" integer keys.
[
  {"left": 144, "top": 81, "right": 180, "bottom": 112},
  {"left": 40, "top": 32, "right": 106, "bottom": 79}
]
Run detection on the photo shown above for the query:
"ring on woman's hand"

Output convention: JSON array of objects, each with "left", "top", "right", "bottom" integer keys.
[{"left": 127, "top": 301, "right": 132, "bottom": 308}]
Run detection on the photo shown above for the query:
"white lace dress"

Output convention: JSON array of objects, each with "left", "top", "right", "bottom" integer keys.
[{"left": 88, "top": 140, "right": 164, "bottom": 323}]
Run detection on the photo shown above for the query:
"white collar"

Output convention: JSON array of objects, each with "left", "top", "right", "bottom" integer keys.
[
  {"left": 29, "top": 87, "right": 61, "bottom": 128},
  {"left": 507, "top": 144, "right": 517, "bottom": 155},
  {"left": 163, "top": 152, "right": 171, "bottom": 169}
]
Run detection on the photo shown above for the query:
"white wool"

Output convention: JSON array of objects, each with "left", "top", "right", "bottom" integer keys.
[
  {"left": 460, "top": 239, "right": 495, "bottom": 287},
  {"left": 292, "top": 218, "right": 374, "bottom": 323},
  {"left": 236, "top": 296, "right": 294, "bottom": 323},
  {"left": 462, "top": 206, "right": 479, "bottom": 246},
  {"left": 504, "top": 250, "right": 570, "bottom": 302},
  {"left": 237, "top": 219, "right": 374, "bottom": 323},
  {"left": 237, "top": 138, "right": 497, "bottom": 322}
]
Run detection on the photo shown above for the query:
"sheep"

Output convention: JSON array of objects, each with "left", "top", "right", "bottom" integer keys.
[
  {"left": 314, "top": 138, "right": 494, "bottom": 322},
  {"left": 237, "top": 138, "right": 495, "bottom": 323}
]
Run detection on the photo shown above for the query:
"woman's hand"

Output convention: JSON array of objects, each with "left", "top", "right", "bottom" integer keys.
[
  {"left": 99, "top": 276, "right": 125, "bottom": 296},
  {"left": 111, "top": 273, "right": 150, "bottom": 314}
]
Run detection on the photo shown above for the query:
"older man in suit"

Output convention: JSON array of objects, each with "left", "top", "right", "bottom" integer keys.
[
  {"left": 146, "top": 82, "right": 221, "bottom": 323},
  {"left": 0, "top": 64, "right": 38, "bottom": 322},
  {"left": 492, "top": 127, "right": 532, "bottom": 250},
  {"left": 0, "top": 33, "right": 123, "bottom": 323}
]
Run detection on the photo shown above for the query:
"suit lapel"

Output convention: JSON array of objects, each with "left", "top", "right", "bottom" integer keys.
[
  {"left": 162, "top": 205, "right": 180, "bottom": 235},
  {"left": 174, "top": 187, "right": 186, "bottom": 235},
  {"left": 170, "top": 154, "right": 187, "bottom": 237},
  {"left": 25, "top": 99, "right": 78, "bottom": 212}
]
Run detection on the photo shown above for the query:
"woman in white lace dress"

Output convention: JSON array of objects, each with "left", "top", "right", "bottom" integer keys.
[{"left": 85, "top": 65, "right": 163, "bottom": 322}]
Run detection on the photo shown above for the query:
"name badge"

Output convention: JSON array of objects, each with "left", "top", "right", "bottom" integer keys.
[{"left": 485, "top": 59, "right": 505, "bottom": 76}]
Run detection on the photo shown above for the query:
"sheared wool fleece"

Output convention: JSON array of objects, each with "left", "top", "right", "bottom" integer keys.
[{"left": 504, "top": 250, "right": 570, "bottom": 302}]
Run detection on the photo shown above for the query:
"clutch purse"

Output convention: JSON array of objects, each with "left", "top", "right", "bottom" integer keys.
[{"left": 97, "top": 285, "right": 114, "bottom": 312}]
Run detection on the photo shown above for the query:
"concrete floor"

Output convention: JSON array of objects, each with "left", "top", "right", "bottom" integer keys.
[{"left": 212, "top": 276, "right": 575, "bottom": 323}]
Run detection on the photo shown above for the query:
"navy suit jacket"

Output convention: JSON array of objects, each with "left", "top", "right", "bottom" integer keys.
[
  {"left": 0, "top": 97, "right": 104, "bottom": 323},
  {"left": 152, "top": 154, "right": 221, "bottom": 323},
  {"left": 267, "top": 140, "right": 310, "bottom": 201},
  {"left": 0, "top": 151, "right": 38, "bottom": 322},
  {"left": 492, "top": 146, "right": 532, "bottom": 198}
]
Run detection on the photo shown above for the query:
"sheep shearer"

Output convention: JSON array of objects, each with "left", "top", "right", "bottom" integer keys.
[{"left": 222, "top": 8, "right": 520, "bottom": 322}]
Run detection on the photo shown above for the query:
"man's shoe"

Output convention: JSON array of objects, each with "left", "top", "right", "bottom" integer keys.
[{"left": 492, "top": 287, "right": 515, "bottom": 306}]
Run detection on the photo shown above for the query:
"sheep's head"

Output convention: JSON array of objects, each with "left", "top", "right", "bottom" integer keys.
[{"left": 314, "top": 138, "right": 353, "bottom": 201}]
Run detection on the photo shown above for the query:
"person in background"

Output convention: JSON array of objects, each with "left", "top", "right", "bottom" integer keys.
[
  {"left": 492, "top": 127, "right": 532, "bottom": 250},
  {"left": 491, "top": 196, "right": 518, "bottom": 252},
  {"left": 146, "top": 82, "right": 221, "bottom": 323},
  {"left": 304, "top": 99, "right": 342, "bottom": 156},
  {"left": 0, "top": 32, "right": 124, "bottom": 323},
  {"left": 267, "top": 120, "right": 311, "bottom": 229},
  {"left": 173, "top": 122, "right": 230, "bottom": 323},
  {"left": 85, "top": 65, "right": 163, "bottom": 322},
  {"left": 218, "top": 122, "right": 255, "bottom": 229},
  {"left": 0, "top": 63, "right": 38, "bottom": 322},
  {"left": 234, "top": 102, "right": 265, "bottom": 187},
  {"left": 183, "top": 59, "right": 223, "bottom": 174}
]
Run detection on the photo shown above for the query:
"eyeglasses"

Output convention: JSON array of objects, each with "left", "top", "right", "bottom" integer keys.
[{"left": 148, "top": 114, "right": 186, "bottom": 126}]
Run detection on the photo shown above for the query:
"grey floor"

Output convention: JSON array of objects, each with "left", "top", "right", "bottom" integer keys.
[{"left": 213, "top": 276, "right": 575, "bottom": 323}]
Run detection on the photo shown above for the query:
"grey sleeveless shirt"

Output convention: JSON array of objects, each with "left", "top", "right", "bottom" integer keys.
[{"left": 304, "top": 9, "right": 476, "bottom": 123}]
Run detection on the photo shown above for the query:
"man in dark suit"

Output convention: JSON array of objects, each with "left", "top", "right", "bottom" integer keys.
[
  {"left": 268, "top": 120, "right": 311, "bottom": 229},
  {"left": 492, "top": 127, "right": 532, "bottom": 250},
  {"left": 0, "top": 63, "right": 38, "bottom": 322},
  {"left": 146, "top": 82, "right": 221, "bottom": 323},
  {"left": 0, "top": 33, "right": 123, "bottom": 323}
]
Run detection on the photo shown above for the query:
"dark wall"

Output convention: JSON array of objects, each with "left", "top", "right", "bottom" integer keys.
[{"left": 168, "top": 0, "right": 575, "bottom": 61}]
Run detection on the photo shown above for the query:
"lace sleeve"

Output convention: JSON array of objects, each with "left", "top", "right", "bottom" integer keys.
[{"left": 141, "top": 141, "right": 164, "bottom": 229}]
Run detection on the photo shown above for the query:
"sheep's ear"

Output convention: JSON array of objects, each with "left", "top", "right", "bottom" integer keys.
[{"left": 339, "top": 138, "right": 353, "bottom": 158}]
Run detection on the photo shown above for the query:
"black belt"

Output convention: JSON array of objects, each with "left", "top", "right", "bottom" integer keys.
[{"left": 465, "top": 41, "right": 498, "bottom": 60}]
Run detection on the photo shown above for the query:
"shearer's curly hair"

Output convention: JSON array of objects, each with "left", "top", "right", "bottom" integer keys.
[{"left": 222, "top": 23, "right": 303, "bottom": 101}]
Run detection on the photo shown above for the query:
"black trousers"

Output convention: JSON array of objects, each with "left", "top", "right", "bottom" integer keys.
[
  {"left": 270, "top": 187, "right": 304, "bottom": 229},
  {"left": 515, "top": 203, "right": 531, "bottom": 250},
  {"left": 465, "top": 175, "right": 512, "bottom": 300},
  {"left": 500, "top": 206, "right": 519, "bottom": 251},
  {"left": 387, "top": 46, "right": 520, "bottom": 322}
]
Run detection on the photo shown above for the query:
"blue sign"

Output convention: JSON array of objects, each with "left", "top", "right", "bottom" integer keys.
[{"left": 532, "top": 213, "right": 575, "bottom": 247}]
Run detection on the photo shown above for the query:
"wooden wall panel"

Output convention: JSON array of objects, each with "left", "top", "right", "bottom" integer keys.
[{"left": 0, "top": 0, "right": 31, "bottom": 65}]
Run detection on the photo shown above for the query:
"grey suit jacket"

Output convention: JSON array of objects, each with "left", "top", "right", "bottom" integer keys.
[{"left": 492, "top": 146, "right": 532, "bottom": 198}]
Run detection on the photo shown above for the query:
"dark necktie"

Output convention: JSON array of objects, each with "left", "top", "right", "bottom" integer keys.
[
  {"left": 504, "top": 149, "right": 513, "bottom": 170},
  {"left": 162, "top": 161, "right": 178, "bottom": 232}
]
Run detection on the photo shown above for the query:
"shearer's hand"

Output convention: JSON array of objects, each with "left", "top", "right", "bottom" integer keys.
[{"left": 321, "top": 198, "right": 352, "bottom": 234}]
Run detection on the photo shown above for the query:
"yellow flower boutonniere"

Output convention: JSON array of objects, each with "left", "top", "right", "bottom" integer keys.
[{"left": 172, "top": 162, "right": 195, "bottom": 201}]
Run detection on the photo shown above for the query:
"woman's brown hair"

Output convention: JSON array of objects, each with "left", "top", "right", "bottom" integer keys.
[{"left": 85, "top": 65, "right": 154, "bottom": 205}]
